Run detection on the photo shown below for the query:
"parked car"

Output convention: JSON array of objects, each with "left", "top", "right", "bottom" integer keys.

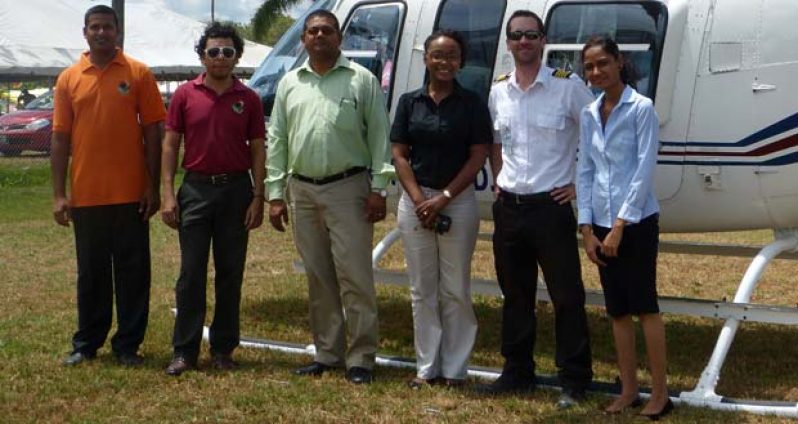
[{"left": 0, "top": 91, "right": 54, "bottom": 156}]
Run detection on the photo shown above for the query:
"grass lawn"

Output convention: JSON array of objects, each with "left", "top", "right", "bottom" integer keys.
[{"left": 0, "top": 157, "right": 796, "bottom": 423}]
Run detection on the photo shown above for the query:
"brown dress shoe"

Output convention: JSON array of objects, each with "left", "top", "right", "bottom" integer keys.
[
  {"left": 211, "top": 353, "right": 237, "bottom": 371},
  {"left": 165, "top": 357, "right": 195, "bottom": 376}
]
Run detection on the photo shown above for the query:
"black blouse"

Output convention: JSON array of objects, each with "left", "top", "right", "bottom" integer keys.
[{"left": 390, "top": 83, "right": 492, "bottom": 190}]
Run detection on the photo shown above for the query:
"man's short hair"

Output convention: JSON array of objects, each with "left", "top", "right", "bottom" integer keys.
[
  {"left": 304, "top": 10, "right": 341, "bottom": 34},
  {"left": 505, "top": 10, "right": 545, "bottom": 36},
  {"left": 84, "top": 5, "right": 119, "bottom": 28},
  {"left": 194, "top": 22, "right": 245, "bottom": 59}
]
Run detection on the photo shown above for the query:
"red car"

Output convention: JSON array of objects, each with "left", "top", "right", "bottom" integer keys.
[{"left": 0, "top": 91, "right": 54, "bottom": 156}]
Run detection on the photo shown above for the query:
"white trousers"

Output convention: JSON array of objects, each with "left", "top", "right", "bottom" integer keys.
[{"left": 397, "top": 186, "right": 479, "bottom": 379}]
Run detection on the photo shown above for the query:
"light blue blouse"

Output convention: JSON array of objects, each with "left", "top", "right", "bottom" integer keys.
[{"left": 576, "top": 85, "right": 660, "bottom": 228}]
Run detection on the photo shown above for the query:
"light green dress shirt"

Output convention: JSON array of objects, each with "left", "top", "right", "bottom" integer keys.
[{"left": 266, "top": 53, "right": 394, "bottom": 200}]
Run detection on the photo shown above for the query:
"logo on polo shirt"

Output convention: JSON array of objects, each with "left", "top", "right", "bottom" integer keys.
[
  {"left": 118, "top": 81, "right": 131, "bottom": 95},
  {"left": 232, "top": 100, "right": 244, "bottom": 114}
]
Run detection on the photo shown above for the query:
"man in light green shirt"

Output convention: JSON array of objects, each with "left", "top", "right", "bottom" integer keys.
[{"left": 266, "top": 10, "right": 392, "bottom": 385}]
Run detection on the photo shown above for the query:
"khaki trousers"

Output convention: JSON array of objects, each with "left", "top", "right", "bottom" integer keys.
[{"left": 287, "top": 172, "right": 378, "bottom": 369}]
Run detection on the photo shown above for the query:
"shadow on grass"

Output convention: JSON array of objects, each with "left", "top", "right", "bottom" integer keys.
[{"left": 238, "top": 291, "right": 798, "bottom": 401}]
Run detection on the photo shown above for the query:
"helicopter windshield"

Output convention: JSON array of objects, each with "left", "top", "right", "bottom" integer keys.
[{"left": 248, "top": 0, "right": 336, "bottom": 117}]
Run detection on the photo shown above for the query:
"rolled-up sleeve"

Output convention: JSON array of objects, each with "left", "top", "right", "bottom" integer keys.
[{"left": 617, "top": 101, "right": 659, "bottom": 223}]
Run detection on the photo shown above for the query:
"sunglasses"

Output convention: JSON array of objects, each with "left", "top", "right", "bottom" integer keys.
[
  {"left": 305, "top": 25, "right": 337, "bottom": 36},
  {"left": 507, "top": 30, "right": 543, "bottom": 41},
  {"left": 204, "top": 46, "right": 236, "bottom": 59}
]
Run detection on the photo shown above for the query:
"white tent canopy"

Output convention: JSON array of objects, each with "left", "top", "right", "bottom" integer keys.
[{"left": 0, "top": 0, "right": 271, "bottom": 81}]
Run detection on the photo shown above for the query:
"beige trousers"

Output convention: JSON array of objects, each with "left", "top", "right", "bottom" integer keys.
[
  {"left": 287, "top": 172, "right": 378, "bottom": 369},
  {"left": 397, "top": 186, "right": 479, "bottom": 379}
]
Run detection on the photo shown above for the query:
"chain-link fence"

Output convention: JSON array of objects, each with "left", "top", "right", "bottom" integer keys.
[{"left": 0, "top": 89, "right": 54, "bottom": 159}]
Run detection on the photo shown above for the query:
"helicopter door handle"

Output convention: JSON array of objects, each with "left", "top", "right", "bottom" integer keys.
[{"left": 752, "top": 81, "right": 776, "bottom": 92}]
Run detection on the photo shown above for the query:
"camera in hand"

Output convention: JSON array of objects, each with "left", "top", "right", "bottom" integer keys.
[{"left": 434, "top": 213, "right": 452, "bottom": 234}]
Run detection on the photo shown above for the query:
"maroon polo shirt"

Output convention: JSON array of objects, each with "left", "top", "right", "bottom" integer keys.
[{"left": 166, "top": 73, "right": 265, "bottom": 174}]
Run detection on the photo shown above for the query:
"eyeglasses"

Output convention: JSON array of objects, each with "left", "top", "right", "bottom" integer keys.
[
  {"left": 428, "top": 52, "right": 461, "bottom": 62},
  {"left": 305, "top": 25, "right": 337, "bottom": 36},
  {"left": 507, "top": 30, "right": 543, "bottom": 41},
  {"left": 204, "top": 47, "right": 236, "bottom": 59}
]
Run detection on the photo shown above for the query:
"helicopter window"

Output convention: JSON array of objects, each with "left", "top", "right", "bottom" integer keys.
[
  {"left": 340, "top": 3, "right": 406, "bottom": 106},
  {"left": 545, "top": 2, "right": 667, "bottom": 100},
  {"left": 248, "top": 0, "right": 336, "bottom": 117},
  {"left": 434, "top": 0, "right": 507, "bottom": 103}
]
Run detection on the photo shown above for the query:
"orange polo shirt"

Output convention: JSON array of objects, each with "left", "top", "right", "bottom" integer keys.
[{"left": 53, "top": 50, "right": 166, "bottom": 207}]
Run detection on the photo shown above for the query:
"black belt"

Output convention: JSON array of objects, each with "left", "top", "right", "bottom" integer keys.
[
  {"left": 499, "top": 190, "right": 554, "bottom": 205},
  {"left": 292, "top": 167, "right": 367, "bottom": 185},
  {"left": 184, "top": 171, "right": 250, "bottom": 185}
]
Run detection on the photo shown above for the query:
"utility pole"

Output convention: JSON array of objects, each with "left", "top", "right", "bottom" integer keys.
[
  {"left": 211, "top": 0, "right": 215, "bottom": 22},
  {"left": 112, "top": 0, "right": 125, "bottom": 49}
]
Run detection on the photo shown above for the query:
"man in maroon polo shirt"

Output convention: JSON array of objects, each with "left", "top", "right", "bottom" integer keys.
[{"left": 161, "top": 22, "right": 266, "bottom": 376}]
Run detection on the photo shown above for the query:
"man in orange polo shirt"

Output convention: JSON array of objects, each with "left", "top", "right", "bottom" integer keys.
[{"left": 51, "top": 5, "right": 165, "bottom": 367}]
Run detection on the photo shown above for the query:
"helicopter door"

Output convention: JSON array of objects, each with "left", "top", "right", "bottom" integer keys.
[{"left": 543, "top": 1, "right": 681, "bottom": 200}]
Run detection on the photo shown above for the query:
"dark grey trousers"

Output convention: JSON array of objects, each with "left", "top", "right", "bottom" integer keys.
[{"left": 171, "top": 177, "right": 252, "bottom": 362}]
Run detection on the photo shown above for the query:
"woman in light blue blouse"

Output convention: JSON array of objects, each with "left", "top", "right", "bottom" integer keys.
[{"left": 576, "top": 36, "right": 672, "bottom": 419}]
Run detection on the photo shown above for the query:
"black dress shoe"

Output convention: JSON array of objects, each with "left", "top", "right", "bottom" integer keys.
[
  {"left": 345, "top": 367, "right": 373, "bottom": 384},
  {"left": 62, "top": 351, "right": 95, "bottom": 366},
  {"left": 211, "top": 353, "right": 238, "bottom": 371},
  {"left": 165, "top": 356, "right": 195, "bottom": 376},
  {"left": 640, "top": 398, "right": 674, "bottom": 421},
  {"left": 473, "top": 372, "right": 536, "bottom": 395},
  {"left": 294, "top": 361, "right": 332, "bottom": 376},
  {"left": 115, "top": 352, "right": 144, "bottom": 367}
]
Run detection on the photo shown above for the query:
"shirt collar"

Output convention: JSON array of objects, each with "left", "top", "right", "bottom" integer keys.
[
  {"left": 191, "top": 73, "right": 247, "bottom": 92},
  {"left": 411, "top": 80, "right": 466, "bottom": 100},
  {"left": 79, "top": 48, "right": 125, "bottom": 72},
  {"left": 298, "top": 52, "right": 352, "bottom": 76},
  {"left": 508, "top": 65, "right": 553, "bottom": 92},
  {"left": 588, "top": 85, "right": 636, "bottom": 122}
]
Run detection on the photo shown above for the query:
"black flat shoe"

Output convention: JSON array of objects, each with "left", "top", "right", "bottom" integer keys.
[
  {"left": 472, "top": 372, "right": 536, "bottom": 395},
  {"left": 640, "top": 398, "right": 674, "bottom": 421},
  {"left": 603, "top": 396, "right": 642, "bottom": 414}
]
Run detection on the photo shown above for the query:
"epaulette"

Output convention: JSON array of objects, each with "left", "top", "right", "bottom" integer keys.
[
  {"left": 493, "top": 72, "right": 511, "bottom": 83},
  {"left": 551, "top": 68, "right": 573, "bottom": 79}
]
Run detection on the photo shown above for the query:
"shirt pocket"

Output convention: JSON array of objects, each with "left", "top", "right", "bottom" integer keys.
[
  {"left": 331, "top": 97, "right": 360, "bottom": 132},
  {"left": 533, "top": 112, "right": 566, "bottom": 132}
]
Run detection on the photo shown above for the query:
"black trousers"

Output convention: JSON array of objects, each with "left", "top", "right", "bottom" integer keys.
[
  {"left": 492, "top": 194, "right": 593, "bottom": 390},
  {"left": 71, "top": 203, "right": 151, "bottom": 356},
  {"left": 172, "top": 177, "right": 252, "bottom": 361}
]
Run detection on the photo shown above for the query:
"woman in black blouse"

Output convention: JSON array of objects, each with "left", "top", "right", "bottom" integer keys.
[{"left": 391, "top": 30, "right": 492, "bottom": 388}]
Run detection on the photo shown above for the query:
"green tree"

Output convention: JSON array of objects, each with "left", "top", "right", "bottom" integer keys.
[
  {"left": 230, "top": 14, "right": 293, "bottom": 46},
  {"left": 252, "top": 0, "right": 308, "bottom": 41}
]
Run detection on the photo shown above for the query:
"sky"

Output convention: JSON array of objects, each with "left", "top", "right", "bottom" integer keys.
[{"left": 163, "top": 0, "right": 314, "bottom": 24}]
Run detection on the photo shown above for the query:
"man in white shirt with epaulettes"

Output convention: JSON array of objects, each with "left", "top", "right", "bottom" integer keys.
[{"left": 479, "top": 9, "right": 595, "bottom": 409}]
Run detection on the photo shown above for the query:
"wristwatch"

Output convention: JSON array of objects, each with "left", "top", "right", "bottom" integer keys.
[
  {"left": 442, "top": 189, "right": 453, "bottom": 199},
  {"left": 372, "top": 188, "right": 388, "bottom": 198}
]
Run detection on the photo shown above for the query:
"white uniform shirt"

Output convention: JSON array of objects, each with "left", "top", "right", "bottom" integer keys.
[{"left": 488, "top": 65, "right": 594, "bottom": 194}]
